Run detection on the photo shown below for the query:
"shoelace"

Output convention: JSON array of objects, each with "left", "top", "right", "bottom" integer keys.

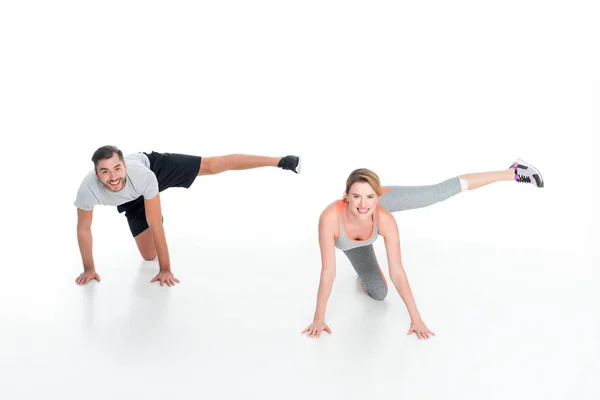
[{"left": 516, "top": 174, "right": 531, "bottom": 183}]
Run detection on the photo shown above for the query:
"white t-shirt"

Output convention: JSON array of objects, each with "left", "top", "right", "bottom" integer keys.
[{"left": 74, "top": 153, "right": 159, "bottom": 210}]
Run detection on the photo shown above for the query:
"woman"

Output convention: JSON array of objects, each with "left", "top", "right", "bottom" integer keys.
[{"left": 301, "top": 159, "right": 544, "bottom": 339}]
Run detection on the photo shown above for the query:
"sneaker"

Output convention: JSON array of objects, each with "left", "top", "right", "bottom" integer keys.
[
  {"left": 278, "top": 155, "right": 301, "bottom": 174},
  {"left": 510, "top": 158, "right": 544, "bottom": 188}
]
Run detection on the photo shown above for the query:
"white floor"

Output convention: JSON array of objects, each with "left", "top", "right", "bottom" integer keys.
[{"left": 2, "top": 1, "right": 599, "bottom": 399}]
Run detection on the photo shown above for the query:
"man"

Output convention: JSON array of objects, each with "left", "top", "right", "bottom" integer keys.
[{"left": 74, "top": 146, "right": 301, "bottom": 287}]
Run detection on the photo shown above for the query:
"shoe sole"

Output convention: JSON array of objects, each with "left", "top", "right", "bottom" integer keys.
[
  {"left": 296, "top": 156, "right": 302, "bottom": 174},
  {"left": 515, "top": 158, "right": 544, "bottom": 188}
]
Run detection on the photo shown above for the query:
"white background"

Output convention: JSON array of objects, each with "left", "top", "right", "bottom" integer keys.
[{"left": 1, "top": 1, "right": 598, "bottom": 399}]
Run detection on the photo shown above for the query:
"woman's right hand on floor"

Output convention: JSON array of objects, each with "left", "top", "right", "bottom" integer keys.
[
  {"left": 75, "top": 270, "right": 101, "bottom": 285},
  {"left": 301, "top": 320, "right": 332, "bottom": 338}
]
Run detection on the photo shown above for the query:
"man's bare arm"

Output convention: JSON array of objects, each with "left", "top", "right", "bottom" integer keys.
[{"left": 75, "top": 208, "right": 101, "bottom": 285}]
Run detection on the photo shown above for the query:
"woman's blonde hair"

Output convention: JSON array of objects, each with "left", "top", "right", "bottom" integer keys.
[{"left": 342, "top": 168, "right": 382, "bottom": 202}]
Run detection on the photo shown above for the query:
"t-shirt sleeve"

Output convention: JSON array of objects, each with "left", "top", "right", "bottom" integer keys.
[
  {"left": 141, "top": 169, "right": 159, "bottom": 200},
  {"left": 74, "top": 183, "right": 98, "bottom": 211}
]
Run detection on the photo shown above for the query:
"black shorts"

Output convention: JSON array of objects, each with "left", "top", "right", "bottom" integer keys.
[{"left": 117, "top": 151, "right": 202, "bottom": 237}]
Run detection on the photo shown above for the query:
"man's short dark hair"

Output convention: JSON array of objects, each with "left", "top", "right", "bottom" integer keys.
[{"left": 91, "top": 145, "right": 124, "bottom": 170}]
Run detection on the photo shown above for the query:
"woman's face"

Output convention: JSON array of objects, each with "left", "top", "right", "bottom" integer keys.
[{"left": 346, "top": 182, "right": 378, "bottom": 220}]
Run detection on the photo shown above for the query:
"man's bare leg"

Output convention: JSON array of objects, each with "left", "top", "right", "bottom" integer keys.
[
  {"left": 198, "top": 154, "right": 300, "bottom": 175},
  {"left": 135, "top": 228, "right": 156, "bottom": 261}
]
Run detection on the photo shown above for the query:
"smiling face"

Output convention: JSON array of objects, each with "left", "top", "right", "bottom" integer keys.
[
  {"left": 95, "top": 152, "right": 127, "bottom": 192},
  {"left": 346, "top": 181, "right": 379, "bottom": 220}
]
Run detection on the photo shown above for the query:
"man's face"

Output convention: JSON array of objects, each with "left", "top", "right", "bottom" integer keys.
[{"left": 95, "top": 153, "right": 127, "bottom": 192}]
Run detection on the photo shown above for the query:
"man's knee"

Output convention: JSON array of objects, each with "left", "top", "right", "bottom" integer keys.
[
  {"left": 135, "top": 229, "right": 156, "bottom": 261},
  {"left": 200, "top": 156, "right": 231, "bottom": 175},
  {"left": 140, "top": 251, "right": 156, "bottom": 261}
]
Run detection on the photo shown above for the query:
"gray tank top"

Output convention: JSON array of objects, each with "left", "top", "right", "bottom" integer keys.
[{"left": 334, "top": 200, "right": 380, "bottom": 251}]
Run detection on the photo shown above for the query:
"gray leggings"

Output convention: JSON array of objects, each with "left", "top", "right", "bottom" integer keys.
[{"left": 344, "top": 177, "right": 462, "bottom": 301}]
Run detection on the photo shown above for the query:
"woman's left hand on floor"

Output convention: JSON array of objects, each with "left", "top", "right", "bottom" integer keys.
[{"left": 407, "top": 320, "right": 435, "bottom": 340}]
